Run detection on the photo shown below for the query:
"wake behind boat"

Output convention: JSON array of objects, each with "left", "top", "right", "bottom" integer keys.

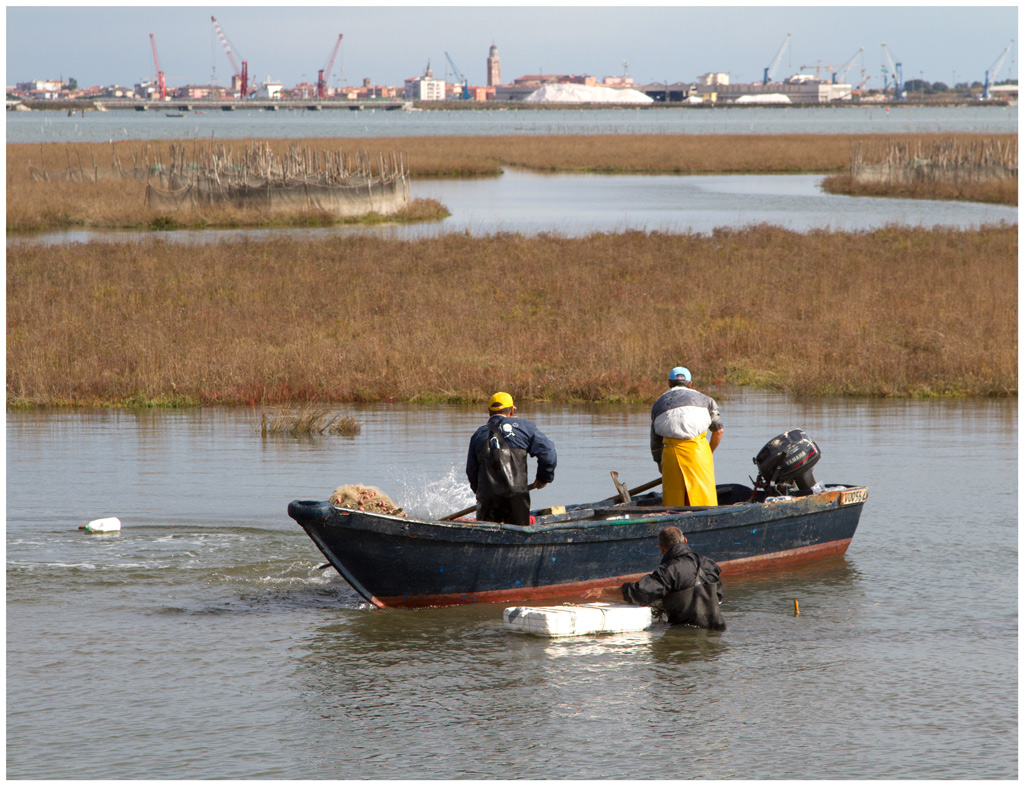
[{"left": 289, "top": 430, "right": 868, "bottom": 609}]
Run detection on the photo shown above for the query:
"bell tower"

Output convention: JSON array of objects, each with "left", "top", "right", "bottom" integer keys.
[{"left": 487, "top": 42, "right": 501, "bottom": 87}]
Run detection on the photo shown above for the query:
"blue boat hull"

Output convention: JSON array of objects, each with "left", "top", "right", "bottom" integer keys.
[{"left": 288, "top": 483, "right": 867, "bottom": 608}]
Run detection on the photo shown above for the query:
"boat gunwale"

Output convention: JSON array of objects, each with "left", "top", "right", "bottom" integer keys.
[
  {"left": 287, "top": 484, "right": 868, "bottom": 609},
  {"left": 288, "top": 484, "right": 866, "bottom": 540}
]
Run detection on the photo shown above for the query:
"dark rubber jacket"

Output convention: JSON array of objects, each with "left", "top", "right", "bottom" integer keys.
[
  {"left": 621, "top": 542, "right": 726, "bottom": 630},
  {"left": 466, "top": 415, "right": 557, "bottom": 501}
]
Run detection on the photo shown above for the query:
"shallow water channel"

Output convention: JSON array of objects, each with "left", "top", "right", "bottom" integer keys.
[
  {"left": 6, "top": 392, "right": 1017, "bottom": 778},
  {"left": 8, "top": 170, "right": 1017, "bottom": 248}
]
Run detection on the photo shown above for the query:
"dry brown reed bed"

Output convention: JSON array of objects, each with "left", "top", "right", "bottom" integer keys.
[
  {"left": 823, "top": 136, "right": 1018, "bottom": 205},
  {"left": 822, "top": 174, "right": 1018, "bottom": 205},
  {"left": 7, "top": 225, "right": 1016, "bottom": 406},
  {"left": 8, "top": 133, "right": 1016, "bottom": 232},
  {"left": 8, "top": 140, "right": 433, "bottom": 232}
]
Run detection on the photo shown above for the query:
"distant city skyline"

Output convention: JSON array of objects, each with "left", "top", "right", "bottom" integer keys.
[{"left": 5, "top": 5, "right": 1019, "bottom": 91}]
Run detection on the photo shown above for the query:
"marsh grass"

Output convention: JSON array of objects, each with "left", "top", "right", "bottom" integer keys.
[
  {"left": 7, "top": 226, "right": 1016, "bottom": 405},
  {"left": 6, "top": 172, "right": 448, "bottom": 232},
  {"left": 822, "top": 136, "right": 1018, "bottom": 205},
  {"left": 259, "top": 408, "right": 361, "bottom": 436},
  {"left": 822, "top": 173, "right": 1018, "bottom": 205},
  {"left": 856, "top": 136, "right": 1016, "bottom": 178},
  {"left": 9, "top": 133, "right": 1016, "bottom": 232}
]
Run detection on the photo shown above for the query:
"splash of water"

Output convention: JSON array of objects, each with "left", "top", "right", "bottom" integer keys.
[{"left": 392, "top": 465, "right": 476, "bottom": 521}]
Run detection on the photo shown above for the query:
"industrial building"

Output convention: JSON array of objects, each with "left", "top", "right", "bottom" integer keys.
[
  {"left": 716, "top": 75, "right": 853, "bottom": 104},
  {"left": 641, "top": 82, "right": 697, "bottom": 102},
  {"left": 254, "top": 78, "right": 284, "bottom": 100}
]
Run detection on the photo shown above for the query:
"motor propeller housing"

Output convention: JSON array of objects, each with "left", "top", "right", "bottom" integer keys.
[{"left": 753, "top": 429, "right": 821, "bottom": 494}]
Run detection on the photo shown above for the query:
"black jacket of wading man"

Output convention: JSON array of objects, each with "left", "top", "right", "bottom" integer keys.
[
  {"left": 466, "top": 415, "right": 556, "bottom": 502},
  {"left": 620, "top": 542, "right": 726, "bottom": 630}
]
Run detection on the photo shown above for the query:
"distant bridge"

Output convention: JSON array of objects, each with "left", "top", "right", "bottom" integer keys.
[{"left": 23, "top": 98, "right": 414, "bottom": 113}]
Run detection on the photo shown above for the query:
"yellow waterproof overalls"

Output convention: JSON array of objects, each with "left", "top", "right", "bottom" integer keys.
[{"left": 661, "top": 432, "right": 718, "bottom": 507}]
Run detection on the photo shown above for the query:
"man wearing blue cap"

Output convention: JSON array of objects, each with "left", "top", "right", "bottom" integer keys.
[
  {"left": 650, "top": 367, "right": 723, "bottom": 506},
  {"left": 467, "top": 392, "right": 557, "bottom": 526}
]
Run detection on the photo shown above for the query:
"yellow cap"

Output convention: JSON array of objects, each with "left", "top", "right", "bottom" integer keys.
[{"left": 488, "top": 392, "right": 514, "bottom": 412}]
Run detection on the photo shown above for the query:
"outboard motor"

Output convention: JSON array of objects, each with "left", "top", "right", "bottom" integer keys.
[{"left": 753, "top": 429, "right": 821, "bottom": 495}]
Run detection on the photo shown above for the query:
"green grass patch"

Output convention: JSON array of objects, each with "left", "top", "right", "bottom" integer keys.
[{"left": 258, "top": 408, "right": 361, "bottom": 436}]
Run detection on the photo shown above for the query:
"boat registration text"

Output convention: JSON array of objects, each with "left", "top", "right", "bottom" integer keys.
[{"left": 840, "top": 488, "right": 869, "bottom": 505}]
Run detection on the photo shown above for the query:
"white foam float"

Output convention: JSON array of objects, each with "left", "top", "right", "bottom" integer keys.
[
  {"left": 80, "top": 517, "right": 122, "bottom": 533},
  {"left": 503, "top": 603, "right": 653, "bottom": 637}
]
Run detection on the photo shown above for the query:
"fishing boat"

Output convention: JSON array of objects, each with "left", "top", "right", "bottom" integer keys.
[{"left": 289, "top": 430, "right": 868, "bottom": 609}]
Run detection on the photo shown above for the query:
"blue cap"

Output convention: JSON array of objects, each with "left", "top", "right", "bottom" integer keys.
[{"left": 668, "top": 366, "right": 691, "bottom": 382}]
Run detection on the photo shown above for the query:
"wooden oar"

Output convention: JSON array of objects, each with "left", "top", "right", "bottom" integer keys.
[
  {"left": 606, "top": 473, "right": 662, "bottom": 504},
  {"left": 441, "top": 475, "right": 662, "bottom": 522},
  {"left": 440, "top": 480, "right": 539, "bottom": 521},
  {"left": 440, "top": 502, "right": 480, "bottom": 522}
]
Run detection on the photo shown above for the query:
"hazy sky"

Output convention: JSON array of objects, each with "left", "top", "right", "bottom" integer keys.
[{"left": 5, "top": 5, "right": 1020, "bottom": 90}]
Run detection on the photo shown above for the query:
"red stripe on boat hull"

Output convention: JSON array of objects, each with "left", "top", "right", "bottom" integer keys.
[
  {"left": 718, "top": 537, "right": 853, "bottom": 575},
  {"left": 375, "top": 537, "right": 854, "bottom": 609}
]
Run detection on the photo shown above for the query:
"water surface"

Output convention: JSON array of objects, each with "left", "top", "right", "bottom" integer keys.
[
  {"left": 8, "top": 170, "right": 1016, "bottom": 247},
  {"left": 7, "top": 104, "right": 1017, "bottom": 144},
  {"left": 7, "top": 393, "right": 1017, "bottom": 778}
]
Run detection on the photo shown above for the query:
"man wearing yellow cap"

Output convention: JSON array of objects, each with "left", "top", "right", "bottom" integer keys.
[
  {"left": 466, "top": 392, "right": 557, "bottom": 525},
  {"left": 650, "top": 367, "right": 723, "bottom": 507}
]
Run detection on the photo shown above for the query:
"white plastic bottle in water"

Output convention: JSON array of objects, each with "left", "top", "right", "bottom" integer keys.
[{"left": 81, "top": 517, "right": 121, "bottom": 533}]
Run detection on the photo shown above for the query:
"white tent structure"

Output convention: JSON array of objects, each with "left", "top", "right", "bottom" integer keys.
[{"left": 523, "top": 84, "right": 654, "bottom": 104}]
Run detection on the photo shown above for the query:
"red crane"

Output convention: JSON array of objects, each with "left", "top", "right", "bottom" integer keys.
[
  {"left": 317, "top": 34, "right": 344, "bottom": 98},
  {"left": 211, "top": 15, "right": 248, "bottom": 97},
  {"left": 149, "top": 33, "right": 166, "bottom": 100}
]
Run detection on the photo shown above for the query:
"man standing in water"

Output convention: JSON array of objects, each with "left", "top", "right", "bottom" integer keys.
[
  {"left": 624, "top": 526, "right": 726, "bottom": 629},
  {"left": 584, "top": 526, "right": 725, "bottom": 630},
  {"left": 651, "top": 367, "right": 723, "bottom": 506},
  {"left": 466, "top": 392, "right": 557, "bottom": 526}
]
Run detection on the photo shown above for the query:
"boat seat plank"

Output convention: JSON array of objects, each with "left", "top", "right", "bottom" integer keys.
[
  {"left": 592, "top": 505, "right": 714, "bottom": 518},
  {"left": 531, "top": 508, "right": 596, "bottom": 525}
]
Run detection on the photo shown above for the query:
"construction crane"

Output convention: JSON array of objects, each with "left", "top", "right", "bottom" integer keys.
[
  {"left": 983, "top": 40, "right": 1014, "bottom": 99},
  {"left": 211, "top": 16, "right": 249, "bottom": 98},
  {"left": 798, "top": 50, "right": 864, "bottom": 83},
  {"left": 881, "top": 43, "right": 903, "bottom": 100},
  {"left": 317, "top": 34, "right": 343, "bottom": 99},
  {"left": 149, "top": 33, "right": 166, "bottom": 100},
  {"left": 798, "top": 60, "right": 829, "bottom": 80},
  {"left": 444, "top": 51, "right": 470, "bottom": 99},
  {"left": 763, "top": 33, "right": 791, "bottom": 85},
  {"left": 834, "top": 47, "right": 864, "bottom": 84}
]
